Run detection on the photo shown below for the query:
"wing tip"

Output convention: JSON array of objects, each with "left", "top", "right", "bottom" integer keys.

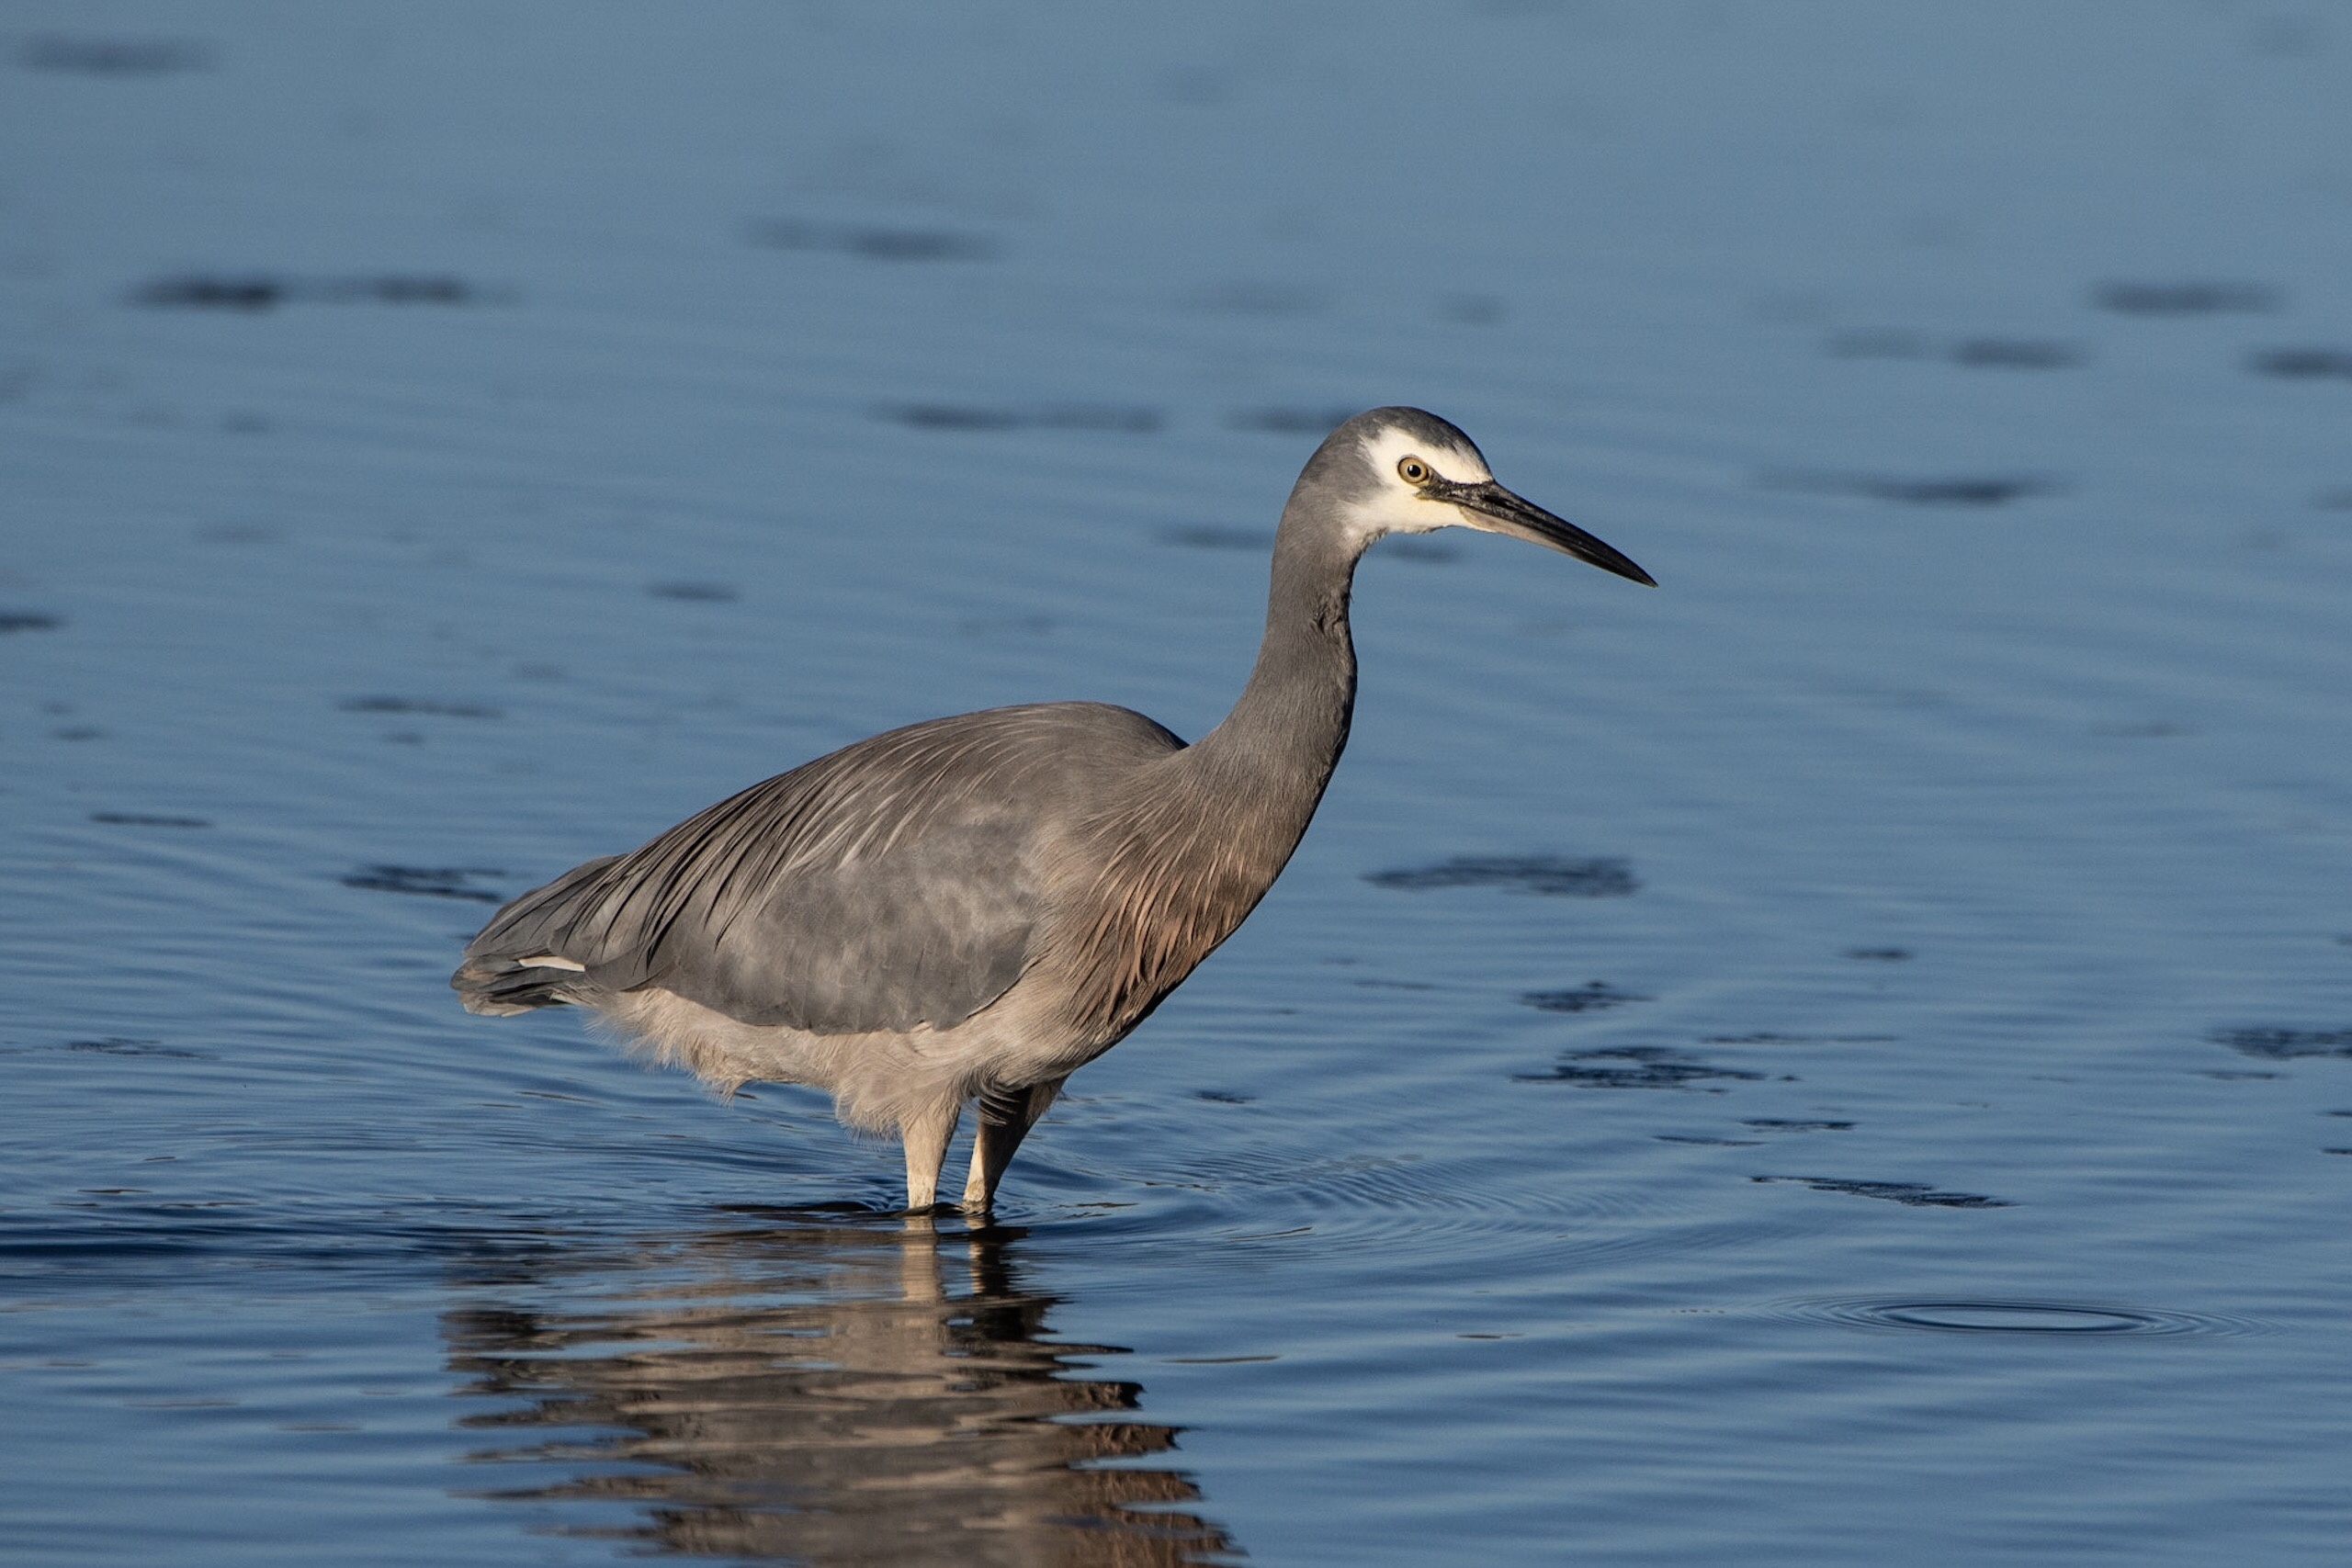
[{"left": 452, "top": 952, "right": 594, "bottom": 1014}]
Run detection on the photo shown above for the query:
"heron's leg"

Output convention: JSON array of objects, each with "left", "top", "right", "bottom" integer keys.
[
  {"left": 961, "top": 1077, "right": 1066, "bottom": 1212},
  {"left": 900, "top": 1100, "right": 960, "bottom": 1211}
]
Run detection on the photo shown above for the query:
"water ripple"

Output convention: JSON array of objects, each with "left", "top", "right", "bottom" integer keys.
[{"left": 1768, "top": 1297, "right": 2268, "bottom": 1338}]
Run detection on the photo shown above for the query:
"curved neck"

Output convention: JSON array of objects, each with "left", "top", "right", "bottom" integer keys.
[
  {"left": 1052, "top": 508, "right": 1370, "bottom": 1044},
  {"left": 1183, "top": 507, "right": 1366, "bottom": 829}
]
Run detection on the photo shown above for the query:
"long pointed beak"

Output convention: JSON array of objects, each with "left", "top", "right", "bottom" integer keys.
[{"left": 1444, "top": 479, "right": 1657, "bottom": 587}]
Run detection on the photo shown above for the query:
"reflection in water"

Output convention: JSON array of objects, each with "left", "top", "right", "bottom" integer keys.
[{"left": 441, "top": 1214, "right": 1238, "bottom": 1565}]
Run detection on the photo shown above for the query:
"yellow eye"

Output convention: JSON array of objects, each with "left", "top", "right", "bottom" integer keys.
[{"left": 1398, "top": 457, "right": 1430, "bottom": 484}]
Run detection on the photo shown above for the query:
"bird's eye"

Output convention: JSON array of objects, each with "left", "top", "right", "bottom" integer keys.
[{"left": 1398, "top": 457, "right": 1431, "bottom": 485}]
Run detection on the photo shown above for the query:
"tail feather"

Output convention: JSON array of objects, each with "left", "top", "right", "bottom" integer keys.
[
  {"left": 451, "top": 953, "right": 599, "bottom": 1015},
  {"left": 450, "top": 853, "right": 626, "bottom": 1014}
]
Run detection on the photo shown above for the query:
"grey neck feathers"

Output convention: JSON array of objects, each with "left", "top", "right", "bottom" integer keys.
[
  {"left": 1181, "top": 489, "right": 1367, "bottom": 847},
  {"left": 1055, "top": 483, "right": 1371, "bottom": 1041}
]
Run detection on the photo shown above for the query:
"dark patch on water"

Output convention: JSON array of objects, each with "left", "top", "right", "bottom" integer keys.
[
  {"left": 338, "top": 696, "right": 502, "bottom": 719},
  {"left": 2247, "top": 348, "right": 2352, "bottom": 380},
  {"left": 1656, "top": 1134, "right": 1764, "bottom": 1146},
  {"left": 1844, "top": 946, "right": 1913, "bottom": 961},
  {"left": 1515, "top": 1047, "right": 1765, "bottom": 1089},
  {"left": 742, "top": 219, "right": 999, "bottom": 262},
  {"left": 2313, "top": 488, "right": 2352, "bottom": 510},
  {"left": 1778, "top": 1297, "right": 2249, "bottom": 1335},
  {"left": 2092, "top": 280, "right": 2280, "bottom": 315},
  {"left": 68, "top": 1038, "right": 206, "bottom": 1059},
  {"left": 1751, "top": 1175, "right": 2008, "bottom": 1208},
  {"left": 1159, "top": 524, "right": 1272, "bottom": 551},
  {"left": 1227, "top": 406, "right": 1358, "bottom": 435},
  {"left": 1949, "top": 338, "right": 2085, "bottom": 369},
  {"left": 316, "top": 276, "right": 485, "bottom": 305},
  {"left": 645, "top": 581, "right": 738, "bottom": 602},
  {"left": 147, "top": 277, "right": 288, "bottom": 310},
  {"left": 1520, "top": 982, "right": 1653, "bottom": 1014},
  {"left": 2210, "top": 1026, "right": 2352, "bottom": 1060},
  {"left": 133, "top": 275, "right": 496, "bottom": 310},
  {"left": 1742, "top": 1119, "right": 1855, "bottom": 1132},
  {"left": 883, "top": 400, "right": 997, "bottom": 434},
  {"left": 1193, "top": 1090, "right": 1254, "bottom": 1104},
  {"left": 1824, "top": 332, "right": 2084, "bottom": 367},
  {"left": 19, "top": 35, "right": 214, "bottom": 74},
  {"left": 341, "top": 865, "right": 506, "bottom": 903},
  {"left": 1366, "top": 854, "right": 1637, "bottom": 897},
  {"left": 1761, "top": 470, "right": 2062, "bottom": 506},
  {"left": 90, "top": 812, "right": 210, "bottom": 828},
  {"left": 877, "top": 403, "right": 1162, "bottom": 434},
  {"left": 1702, "top": 1032, "right": 1896, "bottom": 1044},
  {"left": 2202, "top": 1070, "right": 2280, "bottom": 1080},
  {"left": 136, "top": 276, "right": 286, "bottom": 310},
  {"left": 51, "top": 726, "right": 106, "bottom": 741},
  {"left": 0, "top": 611, "right": 63, "bottom": 634}
]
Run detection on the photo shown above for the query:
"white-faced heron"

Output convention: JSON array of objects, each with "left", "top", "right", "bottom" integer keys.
[{"left": 453, "top": 408, "right": 1654, "bottom": 1211}]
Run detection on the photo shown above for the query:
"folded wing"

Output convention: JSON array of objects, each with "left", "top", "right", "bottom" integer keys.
[{"left": 453, "top": 704, "right": 1183, "bottom": 1035}]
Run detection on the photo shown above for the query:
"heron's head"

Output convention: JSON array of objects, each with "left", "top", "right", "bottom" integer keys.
[{"left": 1311, "top": 407, "right": 1655, "bottom": 586}]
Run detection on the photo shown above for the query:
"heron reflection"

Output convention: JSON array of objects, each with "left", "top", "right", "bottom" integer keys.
[{"left": 442, "top": 1214, "right": 1237, "bottom": 1565}]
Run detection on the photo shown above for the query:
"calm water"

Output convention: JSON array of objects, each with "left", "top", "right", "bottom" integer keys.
[{"left": 6, "top": 5, "right": 2351, "bottom": 1562}]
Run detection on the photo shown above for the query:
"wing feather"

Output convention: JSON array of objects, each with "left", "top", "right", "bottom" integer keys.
[{"left": 457, "top": 704, "right": 1182, "bottom": 1034}]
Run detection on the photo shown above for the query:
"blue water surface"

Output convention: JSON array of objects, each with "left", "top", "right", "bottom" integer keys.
[{"left": 5, "top": 5, "right": 2350, "bottom": 1563}]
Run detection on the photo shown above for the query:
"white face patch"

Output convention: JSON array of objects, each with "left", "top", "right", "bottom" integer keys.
[{"left": 1337, "top": 423, "right": 1496, "bottom": 547}]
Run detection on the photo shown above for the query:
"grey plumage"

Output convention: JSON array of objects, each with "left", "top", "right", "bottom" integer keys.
[
  {"left": 454, "top": 407, "right": 1653, "bottom": 1211},
  {"left": 460, "top": 704, "right": 1179, "bottom": 1033}
]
